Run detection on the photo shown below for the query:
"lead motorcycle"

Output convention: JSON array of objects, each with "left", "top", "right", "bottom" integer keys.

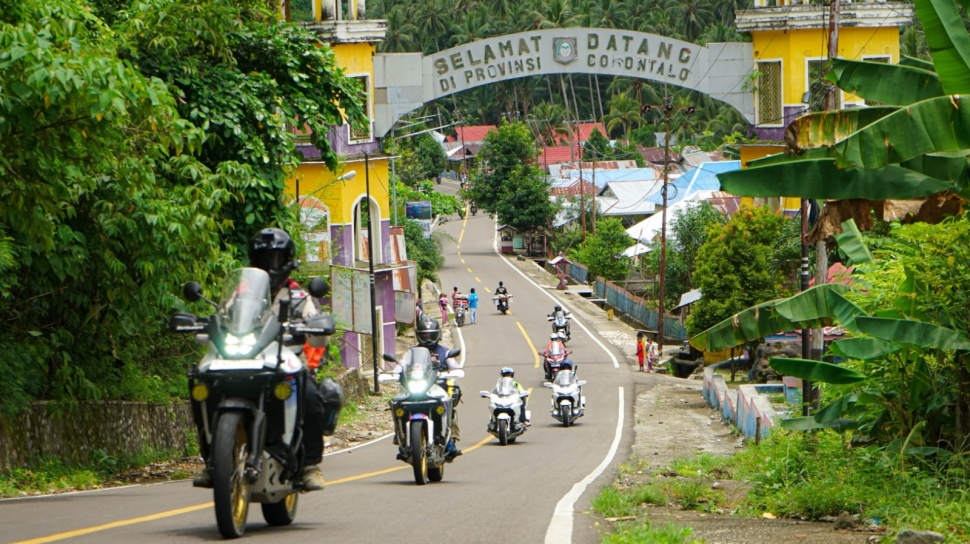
[
  {"left": 169, "top": 268, "right": 338, "bottom": 539},
  {"left": 379, "top": 348, "right": 464, "bottom": 485},
  {"left": 543, "top": 365, "right": 587, "bottom": 427},
  {"left": 479, "top": 377, "right": 530, "bottom": 445}
]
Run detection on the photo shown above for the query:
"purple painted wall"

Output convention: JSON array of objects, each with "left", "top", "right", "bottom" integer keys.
[
  {"left": 296, "top": 128, "right": 380, "bottom": 159},
  {"left": 330, "top": 225, "right": 354, "bottom": 267},
  {"left": 750, "top": 105, "right": 807, "bottom": 141}
]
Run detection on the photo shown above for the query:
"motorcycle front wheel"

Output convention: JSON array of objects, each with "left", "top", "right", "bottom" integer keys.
[
  {"left": 213, "top": 412, "right": 251, "bottom": 539},
  {"left": 261, "top": 493, "right": 298, "bottom": 527},
  {"left": 428, "top": 462, "right": 444, "bottom": 482},
  {"left": 410, "top": 420, "right": 428, "bottom": 485},
  {"left": 498, "top": 419, "right": 509, "bottom": 446}
]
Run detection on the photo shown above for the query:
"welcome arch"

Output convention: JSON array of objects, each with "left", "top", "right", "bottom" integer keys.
[{"left": 373, "top": 28, "right": 754, "bottom": 137}]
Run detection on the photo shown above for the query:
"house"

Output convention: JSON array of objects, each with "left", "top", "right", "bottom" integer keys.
[{"left": 286, "top": 3, "right": 411, "bottom": 370}]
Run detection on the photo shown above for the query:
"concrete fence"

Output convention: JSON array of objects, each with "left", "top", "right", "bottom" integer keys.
[{"left": 0, "top": 369, "right": 373, "bottom": 473}]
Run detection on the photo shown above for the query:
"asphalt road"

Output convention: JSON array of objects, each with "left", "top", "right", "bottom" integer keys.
[{"left": 2, "top": 184, "right": 636, "bottom": 544}]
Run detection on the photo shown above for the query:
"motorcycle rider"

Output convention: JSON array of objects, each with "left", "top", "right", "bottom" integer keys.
[
  {"left": 549, "top": 304, "right": 571, "bottom": 338},
  {"left": 396, "top": 317, "right": 463, "bottom": 460},
  {"left": 495, "top": 281, "right": 508, "bottom": 295},
  {"left": 496, "top": 367, "right": 530, "bottom": 426},
  {"left": 194, "top": 227, "right": 329, "bottom": 491}
]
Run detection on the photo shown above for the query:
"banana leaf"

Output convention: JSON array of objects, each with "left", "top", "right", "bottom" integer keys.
[
  {"left": 787, "top": 107, "right": 898, "bottom": 149},
  {"left": 900, "top": 55, "right": 936, "bottom": 72},
  {"left": 835, "top": 95, "right": 970, "bottom": 171},
  {"left": 829, "top": 337, "right": 900, "bottom": 359},
  {"left": 900, "top": 152, "right": 970, "bottom": 192},
  {"left": 813, "top": 392, "right": 861, "bottom": 423},
  {"left": 716, "top": 159, "right": 956, "bottom": 199},
  {"left": 690, "top": 284, "right": 867, "bottom": 351},
  {"left": 780, "top": 416, "right": 857, "bottom": 431},
  {"left": 855, "top": 317, "right": 970, "bottom": 350},
  {"left": 826, "top": 58, "right": 943, "bottom": 107},
  {"left": 770, "top": 357, "right": 868, "bottom": 384},
  {"left": 917, "top": 0, "right": 970, "bottom": 94},
  {"left": 747, "top": 147, "right": 831, "bottom": 168},
  {"left": 832, "top": 218, "right": 873, "bottom": 265}
]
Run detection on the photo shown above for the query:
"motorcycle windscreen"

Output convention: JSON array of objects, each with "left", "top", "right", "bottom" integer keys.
[
  {"left": 547, "top": 343, "right": 564, "bottom": 357},
  {"left": 406, "top": 347, "right": 433, "bottom": 380},
  {"left": 494, "top": 376, "right": 516, "bottom": 396},
  {"left": 553, "top": 371, "right": 576, "bottom": 386},
  {"left": 218, "top": 268, "right": 273, "bottom": 337}
]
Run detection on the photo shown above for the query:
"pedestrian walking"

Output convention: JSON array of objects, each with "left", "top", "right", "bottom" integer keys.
[
  {"left": 468, "top": 288, "right": 479, "bottom": 324},
  {"left": 438, "top": 293, "right": 449, "bottom": 325},
  {"left": 635, "top": 332, "right": 646, "bottom": 372},
  {"left": 647, "top": 337, "right": 658, "bottom": 372}
]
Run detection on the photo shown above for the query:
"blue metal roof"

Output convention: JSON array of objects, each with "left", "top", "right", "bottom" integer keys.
[{"left": 645, "top": 161, "right": 740, "bottom": 206}]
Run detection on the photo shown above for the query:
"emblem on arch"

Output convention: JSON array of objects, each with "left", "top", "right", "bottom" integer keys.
[{"left": 553, "top": 38, "right": 578, "bottom": 65}]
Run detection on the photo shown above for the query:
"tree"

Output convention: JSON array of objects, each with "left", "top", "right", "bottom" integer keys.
[
  {"left": 583, "top": 128, "right": 614, "bottom": 161},
  {"left": 603, "top": 91, "right": 645, "bottom": 140},
  {"left": 402, "top": 220, "right": 446, "bottom": 290},
  {"left": 466, "top": 121, "right": 539, "bottom": 213},
  {"left": 686, "top": 205, "right": 791, "bottom": 336},
  {"left": 569, "top": 218, "right": 633, "bottom": 281},
  {"left": 494, "top": 164, "right": 558, "bottom": 232}
]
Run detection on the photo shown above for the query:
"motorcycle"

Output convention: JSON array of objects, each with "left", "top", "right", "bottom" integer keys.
[
  {"left": 379, "top": 348, "right": 464, "bottom": 485},
  {"left": 454, "top": 296, "right": 468, "bottom": 327},
  {"left": 543, "top": 366, "right": 587, "bottom": 427},
  {"left": 470, "top": 203, "right": 478, "bottom": 216},
  {"left": 170, "top": 268, "right": 338, "bottom": 538},
  {"left": 548, "top": 310, "right": 572, "bottom": 342},
  {"left": 493, "top": 293, "right": 512, "bottom": 315},
  {"left": 538, "top": 335, "right": 572, "bottom": 381},
  {"left": 480, "top": 377, "right": 530, "bottom": 445}
]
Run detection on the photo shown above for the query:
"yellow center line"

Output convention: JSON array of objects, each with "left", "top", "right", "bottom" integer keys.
[
  {"left": 15, "top": 435, "right": 496, "bottom": 544},
  {"left": 466, "top": 267, "right": 472, "bottom": 273},
  {"left": 516, "top": 321, "right": 541, "bottom": 368},
  {"left": 474, "top": 277, "right": 481, "bottom": 283}
]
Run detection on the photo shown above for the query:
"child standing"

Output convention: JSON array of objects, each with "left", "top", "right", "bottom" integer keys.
[
  {"left": 635, "top": 332, "right": 646, "bottom": 372},
  {"left": 438, "top": 293, "right": 449, "bottom": 325},
  {"left": 647, "top": 337, "right": 658, "bottom": 372}
]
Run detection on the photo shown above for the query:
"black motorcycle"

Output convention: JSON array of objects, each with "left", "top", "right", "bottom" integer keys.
[{"left": 170, "top": 268, "right": 340, "bottom": 538}]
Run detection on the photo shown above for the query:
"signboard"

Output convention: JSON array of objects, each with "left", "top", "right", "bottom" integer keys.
[
  {"left": 331, "top": 266, "right": 373, "bottom": 334},
  {"left": 406, "top": 200, "right": 433, "bottom": 239}
]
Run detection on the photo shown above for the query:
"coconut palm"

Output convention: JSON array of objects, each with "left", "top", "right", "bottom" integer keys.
[{"left": 603, "top": 91, "right": 645, "bottom": 140}]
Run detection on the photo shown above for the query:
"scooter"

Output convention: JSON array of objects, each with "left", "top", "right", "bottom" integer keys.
[
  {"left": 170, "top": 268, "right": 339, "bottom": 538},
  {"left": 543, "top": 366, "right": 586, "bottom": 427},
  {"left": 379, "top": 349, "right": 464, "bottom": 485},
  {"left": 480, "top": 378, "right": 530, "bottom": 445},
  {"left": 454, "top": 297, "right": 468, "bottom": 327}
]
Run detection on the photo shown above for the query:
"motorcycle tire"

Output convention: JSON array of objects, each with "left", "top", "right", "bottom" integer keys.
[
  {"left": 410, "top": 420, "right": 428, "bottom": 485},
  {"left": 428, "top": 463, "right": 444, "bottom": 482},
  {"left": 562, "top": 414, "right": 571, "bottom": 428},
  {"left": 261, "top": 493, "right": 298, "bottom": 527},
  {"left": 212, "top": 411, "right": 251, "bottom": 539},
  {"left": 500, "top": 307, "right": 507, "bottom": 315},
  {"left": 498, "top": 419, "right": 509, "bottom": 446}
]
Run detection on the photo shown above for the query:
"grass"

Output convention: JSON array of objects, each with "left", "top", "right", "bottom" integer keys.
[
  {"left": 0, "top": 448, "right": 186, "bottom": 498},
  {"left": 594, "top": 429, "right": 970, "bottom": 542}
]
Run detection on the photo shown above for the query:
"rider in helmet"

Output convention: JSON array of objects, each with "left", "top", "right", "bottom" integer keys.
[
  {"left": 498, "top": 367, "right": 530, "bottom": 426},
  {"left": 195, "top": 227, "right": 330, "bottom": 491},
  {"left": 403, "top": 317, "right": 463, "bottom": 459},
  {"left": 549, "top": 304, "right": 571, "bottom": 337},
  {"left": 495, "top": 281, "right": 508, "bottom": 295}
]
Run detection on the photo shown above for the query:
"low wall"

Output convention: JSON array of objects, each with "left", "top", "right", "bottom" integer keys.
[
  {"left": 0, "top": 369, "right": 374, "bottom": 473},
  {"left": 702, "top": 368, "right": 777, "bottom": 442}
]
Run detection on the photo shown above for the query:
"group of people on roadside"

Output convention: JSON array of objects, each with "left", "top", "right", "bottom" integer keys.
[
  {"left": 636, "top": 331, "right": 659, "bottom": 372},
  {"left": 416, "top": 281, "right": 508, "bottom": 327}
]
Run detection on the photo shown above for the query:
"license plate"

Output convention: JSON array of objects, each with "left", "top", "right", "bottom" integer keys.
[{"left": 209, "top": 359, "right": 265, "bottom": 370}]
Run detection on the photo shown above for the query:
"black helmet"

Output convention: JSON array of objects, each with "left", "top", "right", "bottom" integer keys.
[
  {"left": 248, "top": 228, "right": 295, "bottom": 291},
  {"left": 415, "top": 317, "right": 441, "bottom": 347},
  {"left": 499, "top": 281, "right": 503, "bottom": 286},
  {"left": 554, "top": 305, "right": 562, "bottom": 312},
  {"left": 501, "top": 367, "right": 514, "bottom": 377}
]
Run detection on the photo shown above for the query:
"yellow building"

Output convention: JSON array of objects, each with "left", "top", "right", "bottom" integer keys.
[{"left": 735, "top": 0, "right": 913, "bottom": 212}]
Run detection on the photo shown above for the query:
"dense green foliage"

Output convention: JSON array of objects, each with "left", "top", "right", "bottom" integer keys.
[
  {"left": 395, "top": 133, "right": 448, "bottom": 186},
  {"left": 0, "top": 0, "right": 365, "bottom": 414},
  {"left": 569, "top": 218, "right": 634, "bottom": 281},
  {"left": 686, "top": 205, "right": 793, "bottom": 336}
]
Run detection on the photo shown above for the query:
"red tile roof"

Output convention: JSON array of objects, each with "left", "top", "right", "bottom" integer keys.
[
  {"left": 448, "top": 125, "right": 497, "bottom": 143},
  {"left": 550, "top": 180, "right": 599, "bottom": 197},
  {"left": 538, "top": 145, "right": 583, "bottom": 169}
]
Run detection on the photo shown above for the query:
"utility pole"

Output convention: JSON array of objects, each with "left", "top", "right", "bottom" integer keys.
[
  {"left": 642, "top": 101, "right": 693, "bottom": 356},
  {"left": 591, "top": 159, "right": 597, "bottom": 235}
]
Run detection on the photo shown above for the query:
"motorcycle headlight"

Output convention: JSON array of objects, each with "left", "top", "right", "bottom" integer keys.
[
  {"left": 407, "top": 379, "right": 429, "bottom": 394},
  {"left": 224, "top": 333, "right": 258, "bottom": 355}
]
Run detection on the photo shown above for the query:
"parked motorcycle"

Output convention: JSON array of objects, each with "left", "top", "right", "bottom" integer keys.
[
  {"left": 543, "top": 366, "right": 587, "bottom": 427},
  {"left": 170, "top": 268, "right": 338, "bottom": 538},
  {"left": 538, "top": 334, "right": 572, "bottom": 381},
  {"left": 454, "top": 296, "right": 468, "bottom": 327},
  {"left": 548, "top": 310, "right": 572, "bottom": 342},
  {"left": 493, "top": 293, "right": 512, "bottom": 315},
  {"left": 379, "top": 348, "right": 464, "bottom": 485},
  {"left": 480, "top": 378, "right": 530, "bottom": 445}
]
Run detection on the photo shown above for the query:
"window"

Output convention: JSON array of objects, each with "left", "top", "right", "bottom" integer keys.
[
  {"left": 757, "top": 60, "right": 782, "bottom": 126},
  {"left": 349, "top": 75, "right": 372, "bottom": 142}
]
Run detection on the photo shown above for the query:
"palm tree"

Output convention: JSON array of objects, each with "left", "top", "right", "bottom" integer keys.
[
  {"left": 379, "top": 7, "right": 419, "bottom": 52},
  {"left": 603, "top": 91, "right": 645, "bottom": 140},
  {"left": 528, "top": 101, "right": 570, "bottom": 146},
  {"left": 675, "top": 0, "right": 716, "bottom": 42}
]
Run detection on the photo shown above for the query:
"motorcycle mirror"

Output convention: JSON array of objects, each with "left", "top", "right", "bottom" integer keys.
[
  {"left": 566, "top": 350, "right": 573, "bottom": 355},
  {"left": 182, "top": 281, "right": 203, "bottom": 302},
  {"left": 520, "top": 391, "right": 531, "bottom": 398},
  {"left": 542, "top": 382, "right": 553, "bottom": 388},
  {"left": 479, "top": 391, "right": 490, "bottom": 397},
  {"left": 308, "top": 277, "right": 329, "bottom": 298},
  {"left": 577, "top": 380, "right": 588, "bottom": 386},
  {"left": 382, "top": 353, "right": 398, "bottom": 363},
  {"left": 447, "top": 348, "right": 461, "bottom": 359}
]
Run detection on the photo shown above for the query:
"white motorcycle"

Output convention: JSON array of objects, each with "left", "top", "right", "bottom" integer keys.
[
  {"left": 548, "top": 310, "right": 572, "bottom": 342},
  {"left": 480, "top": 377, "right": 530, "bottom": 445},
  {"left": 543, "top": 367, "right": 586, "bottom": 427}
]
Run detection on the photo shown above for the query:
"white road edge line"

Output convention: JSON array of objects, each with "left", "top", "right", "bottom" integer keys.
[
  {"left": 492, "top": 224, "right": 619, "bottom": 368},
  {"left": 324, "top": 432, "right": 394, "bottom": 457},
  {"left": 544, "top": 386, "right": 625, "bottom": 544}
]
